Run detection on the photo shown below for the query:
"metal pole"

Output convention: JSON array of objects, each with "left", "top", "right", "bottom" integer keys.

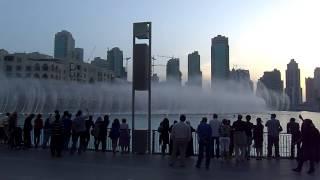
[
  {"left": 132, "top": 24, "right": 135, "bottom": 153},
  {"left": 148, "top": 22, "right": 152, "bottom": 154}
]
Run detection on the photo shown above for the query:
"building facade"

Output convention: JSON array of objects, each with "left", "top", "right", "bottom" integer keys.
[
  {"left": 54, "top": 30, "right": 75, "bottom": 60},
  {"left": 187, "top": 51, "right": 202, "bottom": 87},
  {"left": 211, "top": 35, "right": 229, "bottom": 85},
  {"left": 230, "top": 68, "right": 253, "bottom": 91},
  {"left": 0, "top": 52, "right": 113, "bottom": 83},
  {"left": 166, "top": 58, "right": 181, "bottom": 85},
  {"left": 74, "top": 48, "right": 84, "bottom": 62},
  {"left": 107, "top": 47, "right": 125, "bottom": 79},
  {"left": 285, "top": 59, "right": 302, "bottom": 110}
]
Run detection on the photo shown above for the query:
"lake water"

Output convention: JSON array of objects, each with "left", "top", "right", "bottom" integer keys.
[{"left": 5, "top": 111, "right": 320, "bottom": 131}]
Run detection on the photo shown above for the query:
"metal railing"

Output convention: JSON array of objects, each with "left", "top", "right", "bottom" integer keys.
[{"left": 5, "top": 127, "right": 294, "bottom": 158}]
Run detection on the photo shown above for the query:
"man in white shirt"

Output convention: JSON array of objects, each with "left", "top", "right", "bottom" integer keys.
[
  {"left": 209, "top": 114, "right": 221, "bottom": 158},
  {"left": 170, "top": 114, "right": 191, "bottom": 167}
]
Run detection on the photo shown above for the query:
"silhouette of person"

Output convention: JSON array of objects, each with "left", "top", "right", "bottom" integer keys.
[
  {"left": 253, "top": 118, "right": 264, "bottom": 160},
  {"left": 265, "top": 114, "right": 282, "bottom": 159},
  {"left": 287, "top": 118, "right": 301, "bottom": 159},
  {"left": 196, "top": 117, "right": 212, "bottom": 169},
  {"left": 158, "top": 118, "right": 170, "bottom": 155}
]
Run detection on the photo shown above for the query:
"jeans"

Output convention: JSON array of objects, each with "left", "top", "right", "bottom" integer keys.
[
  {"left": 210, "top": 137, "right": 220, "bottom": 158},
  {"left": 246, "top": 137, "right": 252, "bottom": 158},
  {"left": 23, "top": 130, "right": 31, "bottom": 148},
  {"left": 291, "top": 136, "right": 301, "bottom": 159},
  {"left": 94, "top": 136, "right": 106, "bottom": 151},
  {"left": 267, "top": 135, "right": 279, "bottom": 157},
  {"left": 50, "top": 135, "right": 63, "bottom": 157},
  {"left": 42, "top": 129, "right": 50, "bottom": 148},
  {"left": 220, "top": 137, "right": 230, "bottom": 157},
  {"left": 170, "top": 140, "right": 188, "bottom": 166},
  {"left": 71, "top": 132, "right": 86, "bottom": 154},
  {"left": 63, "top": 132, "right": 71, "bottom": 150},
  {"left": 196, "top": 140, "right": 211, "bottom": 168},
  {"left": 33, "top": 129, "right": 41, "bottom": 148}
]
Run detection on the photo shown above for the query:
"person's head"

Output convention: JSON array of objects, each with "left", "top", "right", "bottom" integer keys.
[
  {"left": 173, "top": 120, "right": 178, "bottom": 124},
  {"left": 256, "top": 118, "right": 262, "bottom": 124},
  {"left": 180, "top": 114, "right": 186, "bottom": 122},
  {"left": 213, "top": 114, "right": 218, "bottom": 119},
  {"left": 76, "top": 110, "right": 82, "bottom": 117},
  {"left": 5, "top": 112, "right": 10, "bottom": 117},
  {"left": 290, "top": 118, "right": 295, "bottom": 123},
  {"left": 246, "top": 115, "right": 251, "bottom": 122},
  {"left": 302, "top": 119, "right": 315, "bottom": 130},
  {"left": 226, "top": 120, "right": 231, "bottom": 125},
  {"left": 96, "top": 117, "right": 102, "bottom": 122},
  {"left": 237, "top": 114, "right": 243, "bottom": 121},
  {"left": 54, "top": 110, "right": 59, "bottom": 115},
  {"left": 122, "top": 119, "right": 126, "bottom": 123},
  {"left": 68, "top": 113, "right": 72, "bottom": 119},
  {"left": 163, "top": 118, "right": 169, "bottom": 126},
  {"left": 202, "top": 117, "right": 207, "bottom": 123},
  {"left": 89, "top": 115, "right": 93, "bottom": 121},
  {"left": 222, "top": 119, "right": 228, "bottom": 125},
  {"left": 271, "top": 114, "right": 276, "bottom": 119},
  {"left": 104, "top": 115, "right": 109, "bottom": 121},
  {"left": 63, "top": 111, "right": 69, "bottom": 117},
  {"left": 114, "top": 118, "right": 120, "bottom": 125},
  {"left": 37, "top": 114, "right": 42, "bottom": 119},
  {"left": 55, "top": 114, "right": 60, "bottom": 121}
]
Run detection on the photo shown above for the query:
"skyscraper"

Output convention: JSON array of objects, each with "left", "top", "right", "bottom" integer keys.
[
  {"left": 211, "top": 35, "right": 229, "bottom": 85},
  {"left": 107, "top": 47, "right": 125, "bottom": 79},
  {"left": 166, "top": 58, "right": 181, "bottom": 85},
  {"left": 54, "top": 30, "right": 75, "bottom": 59},
  {"left": 258, "top": 69, "right": 283, "bottom": 93},
  {"left": 305, "top": 77, "right": 315, "bottom": 105},
  {"left": 230, "top": 68, "right": 253, "bottom": 91},
  {"left": 285, "top": 59, "right": 302, "bottom": 110},
  {"left": 74, "top": 48, "right": 84, "bottom": 62},
  {"left": 187, "top": 51, "right": 202, "bottom": 87}
]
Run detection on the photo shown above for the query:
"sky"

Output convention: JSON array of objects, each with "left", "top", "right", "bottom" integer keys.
[{"left": 1, "top": 0, "right": 320, "bottom": 97}]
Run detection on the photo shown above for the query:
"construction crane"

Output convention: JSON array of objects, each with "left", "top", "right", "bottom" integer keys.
[
  {"left": 151, "top": 56, "right": 166, "bottom": 74},
  {"left": 157, "top": 55, "right": 176, "bottom": 60}
]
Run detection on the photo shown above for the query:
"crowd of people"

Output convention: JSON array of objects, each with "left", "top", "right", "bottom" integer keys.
[
  {"left": 158, "top": 113, "right": 320, "bottom": 174},
  {"left": 0, "top": 111, "right": 319, "bottom": 174},
  {"left": 0, "top": 110, "right": 130, "bottom": 157}
]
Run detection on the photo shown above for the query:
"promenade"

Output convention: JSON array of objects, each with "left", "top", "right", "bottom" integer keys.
[{"left": 0, "top": 147, "right": 318, "bottom": 180}]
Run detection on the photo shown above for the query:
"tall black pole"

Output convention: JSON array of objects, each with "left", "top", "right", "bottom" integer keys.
[
  {"left": 131, "top": 26, "right": 135, "bottom": 153},
  {"left": 148, "top": 22, "right": 152, "bottom": 154}
]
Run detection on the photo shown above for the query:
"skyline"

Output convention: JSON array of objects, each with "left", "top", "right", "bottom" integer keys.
[{"left": 1, "top": 0, "right": 320, "bottom": 94}]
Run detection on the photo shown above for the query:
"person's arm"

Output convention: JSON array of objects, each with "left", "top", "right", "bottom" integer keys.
[{"left": 287, "top": 123, "right": 290, "bottom": 134}]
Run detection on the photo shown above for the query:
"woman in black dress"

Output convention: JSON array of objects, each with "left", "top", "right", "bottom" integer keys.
[
  {"left": 253, "top": 118, "right": 264, "bottom": 160},
  {"left": 186, "top": 121, "right": 195, "bottom": 157},
  {"left": 292, "top": 118, "right": 320, "bottom": 174},
  {"left": 158, "top": 118, "right": 170, "bottom": 155}
]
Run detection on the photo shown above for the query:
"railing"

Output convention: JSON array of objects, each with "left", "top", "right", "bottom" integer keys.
[
  {"left": 5, "top": 127, "right": 294, "bottom": 158},
  {"left": 152, "top": 130, "right": 294, "bottom": 158}
]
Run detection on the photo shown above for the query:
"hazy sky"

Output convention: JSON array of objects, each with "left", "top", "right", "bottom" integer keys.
[{"left": 1, "top": 0, "right": 320, "bottom": 91}]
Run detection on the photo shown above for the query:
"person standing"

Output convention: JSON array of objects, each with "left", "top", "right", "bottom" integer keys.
[
  {"left": 232, "top": 115, "right": 247, "bottom": 163},
  {"left": 292, "top": 118, "right": 320, "bottom": 174},
  {"left": 287, "top": 118, "right": 301, "bottom": 159},
  {"left": 265, "top": 114, "right": 282, "bottom": 159},
  {"left": 50, "top": 113, "right": 64, "bottom": 157},
  {"left": 186, "top": 121, "right": 195, "bottom": 157},
  {"left": 1, "top": 113, "right": 10, "bottom": 144},
  {"left": 209, "top": 114, "right": 221, "bottom": 159},
  {"left": 169, "top": 120, "right": 178, "bottom": 155},
  {"left": 245, "top": 115, "right": 254, "bottom": 160},
  {"left": 253, "top": 118, "right": 264, "bottom": 160},
  {"left": 84, "top": 115, "right": 94, "bottom": 151},
  {"left": 196, "top": 117, "right": 212, "bottom": 169},
  {"left": 42, "top": 115, "right": 52, "bottom": 149},
  {"left": 109, "top": 119, "right": 120, "bottom": 155},
  {"left": 62, "top": 112, "right": 72, "bottom": 150},
  {"left": 219, "top": 119, "right": 231, "bottom": 161},
  {"left": 23, "top": 114, "right": 35, "bottom": 149},
  {"left": 8, "top": 112, "right": 18, "bottom": 149},
  {"left": 158, "top": 118, "right": 170, "bottom": 156},
  {"left": 169, "top": 115, "right": 191, "bottom": 167},
  {"left": 70, "top": 110, "right": 87, "bottom": 155},
  {"left": 119, "top": 119, "right": 130, "bottom": 154},
  {"left": 93, "top": 117, "right": 102, "bottom": 151},
  {"left": 33, "top": 114, "right": 43, "bottom": 148}
]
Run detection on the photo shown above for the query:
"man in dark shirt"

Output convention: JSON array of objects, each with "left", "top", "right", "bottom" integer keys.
[
  {"left": 196, "top": 117, "right": 212, "bottom": 169},
  {"left": 245, "top": 115, "right": 254, "bottom": 160},
  {"left": 287, "top": 118, "right": 301, "bottom": 159},
  {"left": 232, "top": 115, "right": 247, "bottom": 162},
  {"left": 50, "top": 112, "right": 64, "bottom": 157}
]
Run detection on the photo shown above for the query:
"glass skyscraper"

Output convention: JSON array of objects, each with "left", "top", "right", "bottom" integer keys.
[
  {"left": 54, "top": 30, "right": 75, "bottom": 59},
  {"left": 211, "top": 35, "right": 229, "bottom": 85}
]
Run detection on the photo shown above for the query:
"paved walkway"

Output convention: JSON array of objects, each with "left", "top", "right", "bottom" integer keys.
[{"left": 0, "top": 147, "right": 318, "bottom": 180}]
